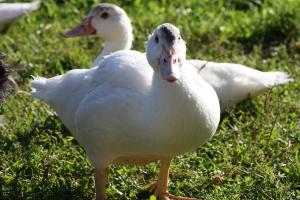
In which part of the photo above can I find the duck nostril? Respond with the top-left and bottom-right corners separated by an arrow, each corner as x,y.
163,58 -> 167,64
173,59 -> 177,64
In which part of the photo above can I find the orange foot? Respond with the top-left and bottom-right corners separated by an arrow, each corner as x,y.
146,182 -> 198,200
158,192 -> 198,200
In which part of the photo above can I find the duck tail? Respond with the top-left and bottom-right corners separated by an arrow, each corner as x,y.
31,76 -> 48,101
267,71 -> 294,87
29,0 -> 41,12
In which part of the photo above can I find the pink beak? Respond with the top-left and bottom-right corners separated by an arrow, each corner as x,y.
63,16 -> 96,38
160,46 -> 180,83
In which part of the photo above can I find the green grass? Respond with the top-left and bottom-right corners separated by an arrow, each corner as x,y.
0,0 -> 299,199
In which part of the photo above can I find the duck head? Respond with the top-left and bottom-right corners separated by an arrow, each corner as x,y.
64,3 -> 132,43
146,23 -> 186,83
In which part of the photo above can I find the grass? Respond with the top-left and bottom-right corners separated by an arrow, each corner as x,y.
0,0 -> 299,199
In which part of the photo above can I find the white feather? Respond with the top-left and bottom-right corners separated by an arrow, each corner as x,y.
189,60 -> 293,111
31,26 -> 220,168
75,4 -> 293,112
0,1 -> 40,26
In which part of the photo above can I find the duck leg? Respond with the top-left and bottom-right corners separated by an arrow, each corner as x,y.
95,167 -> 109,200
154,158 -> 198,200
154,157 -> 172,200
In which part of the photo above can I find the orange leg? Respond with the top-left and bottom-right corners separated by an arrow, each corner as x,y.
154,157 -> 172,200
95,168 -> 109,200
153,158 -> 198,200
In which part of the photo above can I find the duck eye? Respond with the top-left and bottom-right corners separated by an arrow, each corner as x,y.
155,35 -> 159,43
101,12 -> 109,19
178,36 -> 181,40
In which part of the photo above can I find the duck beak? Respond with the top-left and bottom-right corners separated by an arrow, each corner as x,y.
63,16 -> 96,38
159,46 -> 180,83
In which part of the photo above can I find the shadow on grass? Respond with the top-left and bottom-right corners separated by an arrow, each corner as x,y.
2,114 -> 75,153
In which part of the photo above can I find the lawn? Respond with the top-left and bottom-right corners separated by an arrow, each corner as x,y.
0,0 -> 299,199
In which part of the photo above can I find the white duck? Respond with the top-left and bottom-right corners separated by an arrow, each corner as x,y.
0,1 -> 40,28
64,3 -> 293,112
32,23 -> 220,200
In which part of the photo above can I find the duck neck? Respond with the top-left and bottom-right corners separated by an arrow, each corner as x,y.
93,22 -> 133,66
142,69 -> 220,156
101,36 -> 132,56
149,72 -> 190,111
149,68 -> 219,118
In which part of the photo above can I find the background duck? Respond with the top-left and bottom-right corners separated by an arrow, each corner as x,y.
0,1 -> 40,30
0,52 -> 22,107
